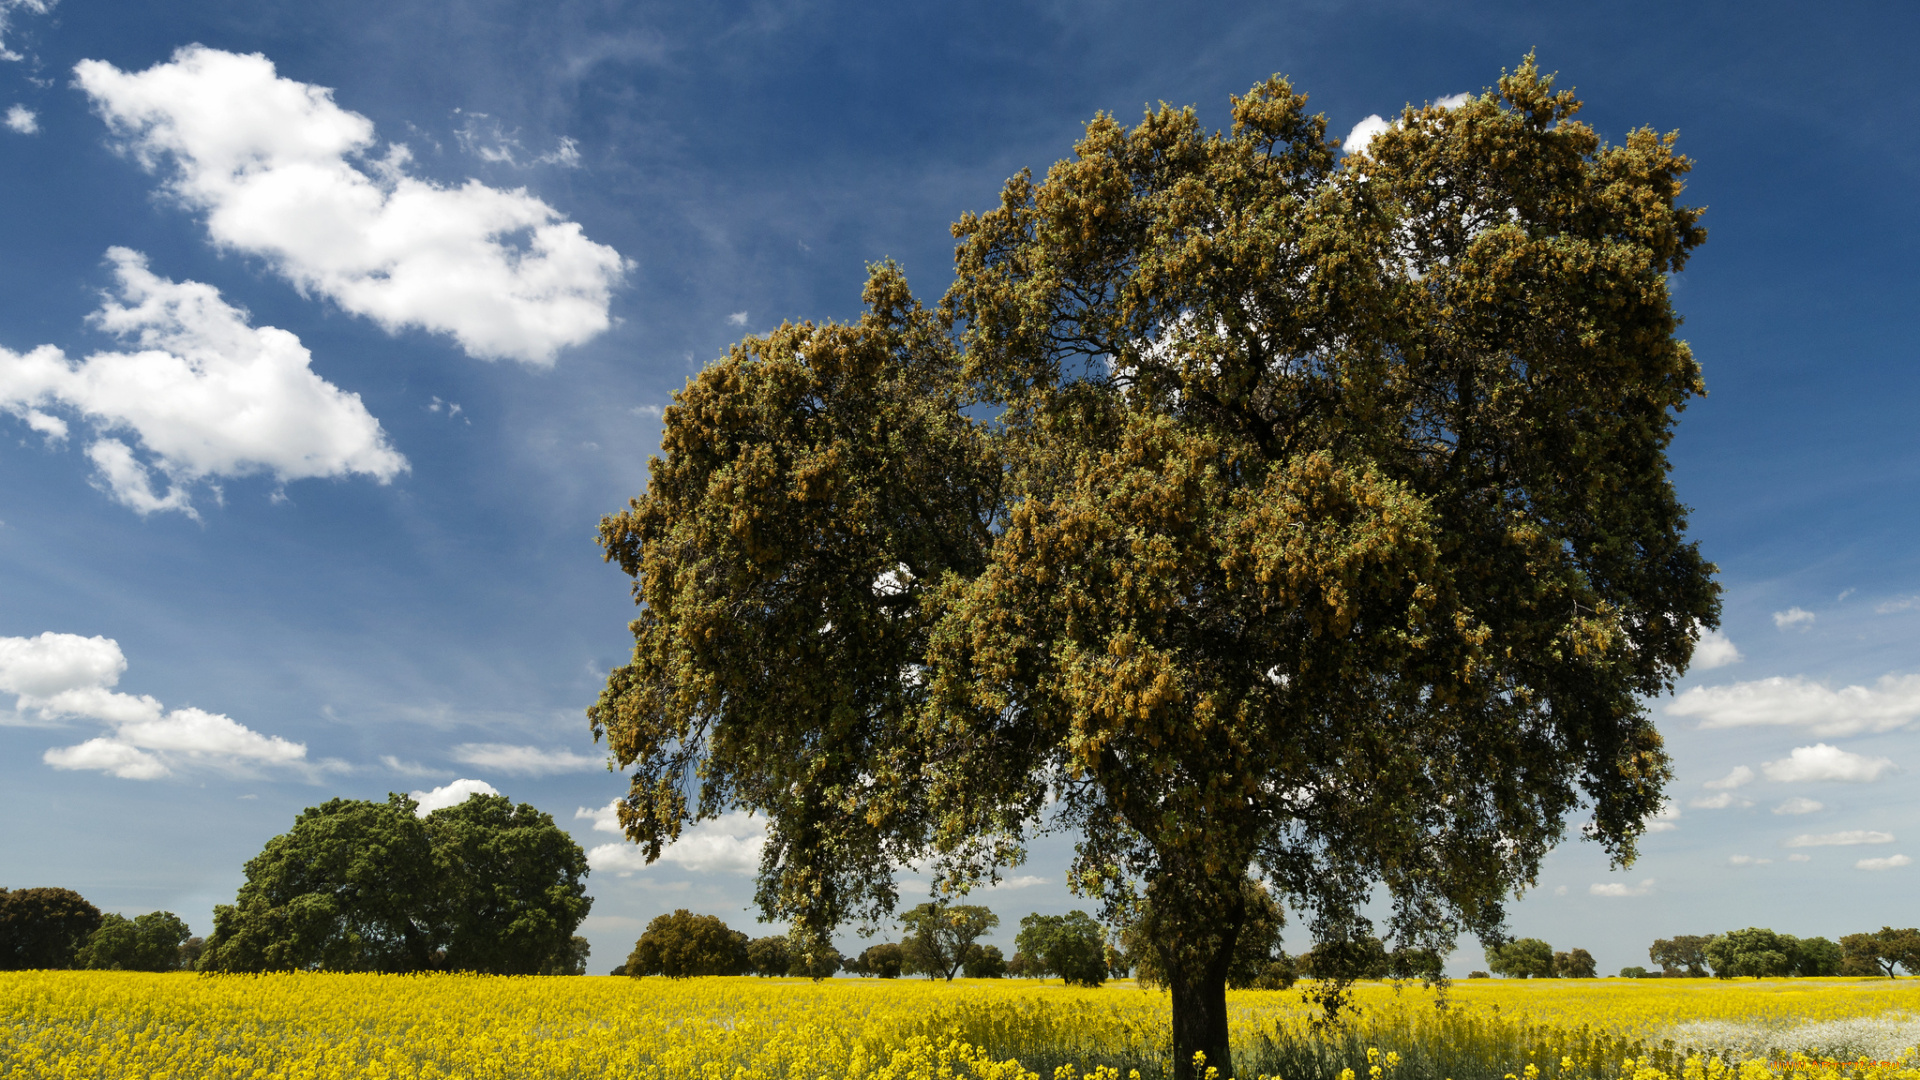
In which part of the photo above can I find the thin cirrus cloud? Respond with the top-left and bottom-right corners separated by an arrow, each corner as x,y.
576,802 -> 765,876
449,742 -> 601,776
1773,607 -> 1816,631
0,631 -> 311,779
0,0 -> 54,62
0,248 -> 405,516
1761,743 -> 1896,784
74,45 -> 629,366
1856,855 -> 1912,871
1590,878 -> 1655,898
1772,797 -> 1824,815
1783,830 -> 1894,848
1666,674 -> 1920,736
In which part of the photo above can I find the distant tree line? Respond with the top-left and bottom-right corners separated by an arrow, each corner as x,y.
0,887 -> 200,971
1616,928 -> 1920,979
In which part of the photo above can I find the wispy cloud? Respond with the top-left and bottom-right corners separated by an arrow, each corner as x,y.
1728,855 -> 1771,866
1667,674 -> 1920,736
449,742 -> 601,776
1590,878 -> 1655,898
1773,607 -> 1816,631
1704,765 -> 1754,790
1772,797 -> 1824,815
1856,854 -> 1912,871
584,810 -> 764,876
3,631 -> 313,780
1783,830 -> 1894,848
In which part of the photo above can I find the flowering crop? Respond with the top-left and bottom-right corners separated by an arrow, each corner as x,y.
3,972 -> 1918,1080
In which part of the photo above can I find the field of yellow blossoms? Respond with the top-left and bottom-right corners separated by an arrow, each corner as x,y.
3,973 -> 1917,1080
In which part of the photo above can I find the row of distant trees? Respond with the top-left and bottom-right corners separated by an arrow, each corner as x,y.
4,791 -> 595,975
0,887 -> 201,971
612,906 -> 1117,985
1621,928 -> 1920,979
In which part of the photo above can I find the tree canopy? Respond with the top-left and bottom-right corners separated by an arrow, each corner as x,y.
624,909 -> 751,977
0,887 -> 102,970
591,56 -> 1715,1078
1014,911 -> 1108,987
899,902 -> 999,981
201,792 -> 590,973
77,911 -> 192,972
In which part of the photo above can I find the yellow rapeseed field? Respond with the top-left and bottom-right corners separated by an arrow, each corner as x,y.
3,973 -> 1917,1080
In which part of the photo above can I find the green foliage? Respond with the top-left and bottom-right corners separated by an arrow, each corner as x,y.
1791,936 -> 1841,977
200,792 -> 591,974
0,887 -> 102,970
625,910 -> 750,977
1704,927 -> 1795,979
850,941 -> 905,978
963,943 -> 1008,978
1129,879 -> 1292,990
1006,951 -> 1036,978
77,911 -> 191,972
1840,927 -> 1920,978
747,935 -> 791,977
1552,949 -> 1597,979
427,794 -> 592,975
539,935 -> 591,976
1486,939 -> 1554,979
1648,935 -> 1712,977
899,902 -> 1000,981
1015,911 -> 1108,987
591,55 -> 1716,1078
791,944 -> 842,980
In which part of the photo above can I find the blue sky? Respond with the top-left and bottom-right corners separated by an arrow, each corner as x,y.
1,0 -> 1916,978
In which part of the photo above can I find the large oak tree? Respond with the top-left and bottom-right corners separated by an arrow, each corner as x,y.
592,57 -> 1715,1078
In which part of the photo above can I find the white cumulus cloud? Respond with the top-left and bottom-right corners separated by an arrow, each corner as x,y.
1341,114 -> 1390,156
1773,607 -> 1816,631
0,248 -> 405,516
74,46 -> 628,365
1704,765 -> 1754,790
1666,674 -> 1920,736
449,742 -> 600,776
1772,797 -> 1824,815
3,631 -> 308,779
1762,743 -> 1896,784
1590,878 -> 1655,898
575,799 -> 625,835
409,777 -> 500,815
1856,854 -> 1912,871
1693,627 -> 1743,669
1727,855 -> 1771,866
585,810 -> 765,876
1689,792 -> 1751,810
1783,830 -> 1895,848
4,104 -> 34,133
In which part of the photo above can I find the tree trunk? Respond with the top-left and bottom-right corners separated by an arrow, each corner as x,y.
1169,935 -> 1237,1080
